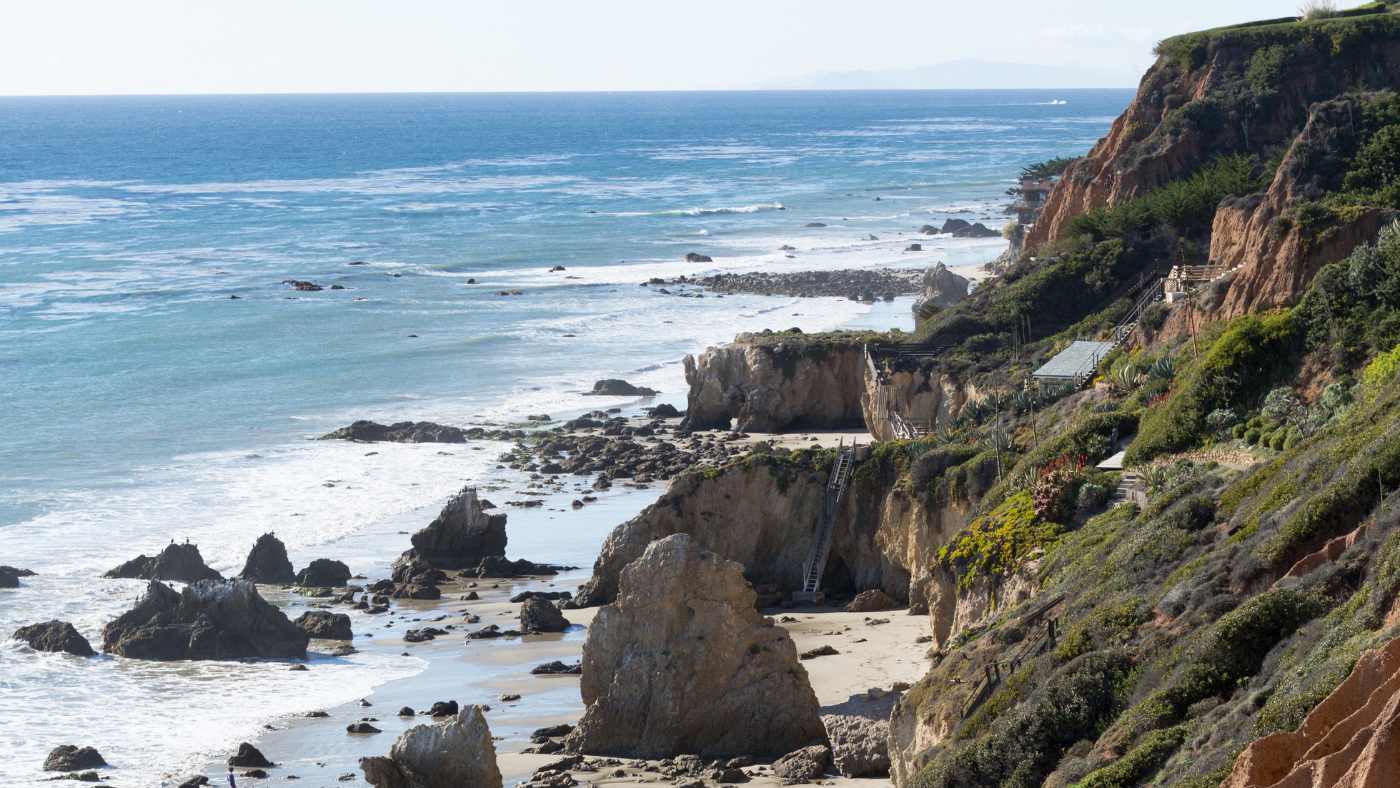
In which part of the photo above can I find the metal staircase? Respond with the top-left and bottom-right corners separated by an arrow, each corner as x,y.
794,439 -> 857,602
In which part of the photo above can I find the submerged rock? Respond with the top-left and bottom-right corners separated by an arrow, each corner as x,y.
360,705 -> 503,788
297,559 -> 351,588
319,420 -> 470,443
393,487 -> 506,572
43,745 -> 107,772
105,543 -> 223,584
239,533 -> 296,584
13,620 -> 95,657
295,610 -> 353,641
586,379 -> 659,397
566,534 -> 826,759
102,579 -> 309,660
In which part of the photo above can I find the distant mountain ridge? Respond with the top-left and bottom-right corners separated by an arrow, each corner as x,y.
768,58 -> 1137,90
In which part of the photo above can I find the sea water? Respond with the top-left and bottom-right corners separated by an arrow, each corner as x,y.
0,89 -> 1128,783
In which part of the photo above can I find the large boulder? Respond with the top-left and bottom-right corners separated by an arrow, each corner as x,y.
360,705 -> 502,788
519,598 -> 570,633
823,715 -> 890,777
911,262 -> 970,322
228,742 -> 274,768
773,744 -> 832,782
102,579 -> 309,661
296,558 -> 351,588
566,534 -> 826,759
13,620 -> 95,657
0,565 -> 33,588
845,589 -> 899,613
105,543 -> 223,584
393,487 -> 506,572
295,610 -> 353,641
239,533 -> 296,584
44,745 -> 107,772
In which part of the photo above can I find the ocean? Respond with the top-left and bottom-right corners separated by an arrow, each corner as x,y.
0,89 -> 1128,784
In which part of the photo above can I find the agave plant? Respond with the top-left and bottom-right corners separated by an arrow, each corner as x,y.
1112,363 -> 1146,393
1147,357 -> 1176,381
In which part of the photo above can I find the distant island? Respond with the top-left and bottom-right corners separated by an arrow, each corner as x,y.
767,58 -> 1137,90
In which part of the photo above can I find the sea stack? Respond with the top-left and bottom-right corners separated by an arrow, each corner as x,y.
239,532 -> 296,584
566,533 -> 826,759
393,486 -> 507,571
105,542 -> 223,584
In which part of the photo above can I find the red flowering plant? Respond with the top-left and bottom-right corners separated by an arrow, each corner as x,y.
1030,453 -> 1089,523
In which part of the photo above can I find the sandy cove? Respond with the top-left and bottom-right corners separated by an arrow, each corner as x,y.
205,430 -> 923,787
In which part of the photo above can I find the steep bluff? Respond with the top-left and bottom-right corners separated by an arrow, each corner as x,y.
1024,13 -> 1400,332
683,332 -> 868,432
575,448 -> 996,617
861,360 -> 979,443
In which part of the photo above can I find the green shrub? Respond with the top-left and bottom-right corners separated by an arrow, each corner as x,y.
938,492 -> 1062,590
1128,312 -> 1302,462
1069,155 -> 1260,242
1073,725 -> 1189,788
1244,428 -> 1262,444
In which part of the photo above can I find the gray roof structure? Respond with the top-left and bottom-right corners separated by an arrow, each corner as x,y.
1033,340 -> 1116,380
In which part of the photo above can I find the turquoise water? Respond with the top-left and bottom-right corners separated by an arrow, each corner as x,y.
0,89 -> 1128,783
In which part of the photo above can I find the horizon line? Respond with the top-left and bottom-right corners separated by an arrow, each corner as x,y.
0,86 -> 1139,100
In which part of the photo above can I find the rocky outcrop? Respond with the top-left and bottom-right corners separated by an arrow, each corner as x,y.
319,420 -> 470,443
567,534 -> 826,758
519,598 -> 570,633
393,487 -> 506,571
577,456 -> 907,607
297,558 -> 351,587
911,263 -> 970,322
933,219 -> 999,238
1206,97 -> 1399,321
683,333 -> 867,432
102,579 -> 309,660
1027,25 -> 1400,251
824,715 -> 889,777
845,589 -> 899,613
239,533 -> 296,584
44,745 -> 107,772
105,543 -> 223,584
295,610 -> 353,641
0,565 -> 24,588
861,360 -> 979,443
13,620 -> 95,657
360,706 -> 502,788
228,743 -> 274,768
1224,635 -> 1400,788
586,379 -> 658,397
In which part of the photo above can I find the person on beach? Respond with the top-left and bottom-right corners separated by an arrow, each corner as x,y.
227,767 -> 237,788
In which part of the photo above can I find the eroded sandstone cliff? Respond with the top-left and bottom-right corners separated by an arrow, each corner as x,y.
683,332 -> 868,432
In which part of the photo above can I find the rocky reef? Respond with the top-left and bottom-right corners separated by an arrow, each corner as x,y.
682,330 -> 870,432
102,579 -> 308,660
567,534 -> 826,758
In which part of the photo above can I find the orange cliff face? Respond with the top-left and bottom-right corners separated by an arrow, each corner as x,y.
1026,21 -> 1400,321
1224,635 -> 1400,788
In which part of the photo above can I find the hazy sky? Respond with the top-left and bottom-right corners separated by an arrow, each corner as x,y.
1,0 -> 1302,95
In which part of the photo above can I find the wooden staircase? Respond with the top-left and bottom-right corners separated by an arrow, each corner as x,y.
793,439 -> 857,604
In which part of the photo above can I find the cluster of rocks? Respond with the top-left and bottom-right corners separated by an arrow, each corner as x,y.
585,379 -> 657,397
319,419 -> 525,444
101,579 -> 309,661
920,218 -> 1000,238
649,267 -> 924,302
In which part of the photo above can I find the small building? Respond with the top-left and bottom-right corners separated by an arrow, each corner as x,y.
1032,340 -> 1116,391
